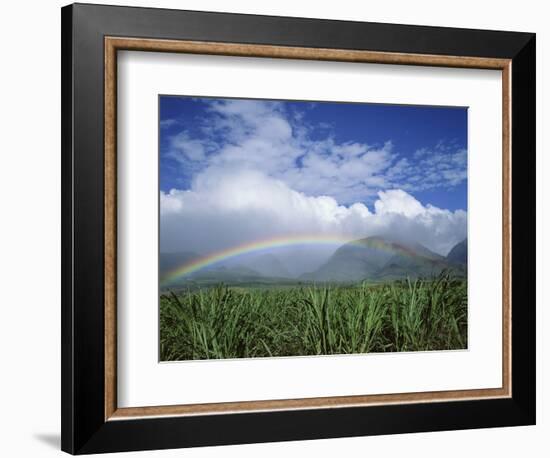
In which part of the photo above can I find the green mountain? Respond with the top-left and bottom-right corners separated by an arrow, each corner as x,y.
302,236 -> 456,282
161,237 -> 467,287
446,238 -> 467,265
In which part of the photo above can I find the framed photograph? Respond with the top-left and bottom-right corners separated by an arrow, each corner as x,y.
61,3 -> 536,454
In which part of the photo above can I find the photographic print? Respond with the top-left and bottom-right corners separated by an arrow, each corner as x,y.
159,96 -> 468,361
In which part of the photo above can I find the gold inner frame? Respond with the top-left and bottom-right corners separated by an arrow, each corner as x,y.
104,37 -> 512,421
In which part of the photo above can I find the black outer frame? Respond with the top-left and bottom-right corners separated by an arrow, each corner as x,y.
61,3 -> 536,454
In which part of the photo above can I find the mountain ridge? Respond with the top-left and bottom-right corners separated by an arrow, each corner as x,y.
160,237 -> 467,286
302,236 -> 463,282
446,238 -> 467,265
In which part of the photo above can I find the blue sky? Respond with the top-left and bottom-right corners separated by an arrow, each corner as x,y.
159,96 -> 468,256
160,96 -> 467,211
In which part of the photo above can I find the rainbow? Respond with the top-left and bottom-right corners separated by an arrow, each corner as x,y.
160,234 -> 405,286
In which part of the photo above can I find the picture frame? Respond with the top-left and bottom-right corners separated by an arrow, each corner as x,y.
61,3 -> 535,454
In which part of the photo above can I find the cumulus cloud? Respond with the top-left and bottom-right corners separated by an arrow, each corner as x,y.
161,170 -> 467,257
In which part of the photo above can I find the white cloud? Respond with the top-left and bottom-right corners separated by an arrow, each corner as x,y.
161,170 -> 466,257
164,99 -> 467,203
160,119 -> 178,129
374,189 -> 426,218
399,145 -> 467,191
168,132 -> 208,162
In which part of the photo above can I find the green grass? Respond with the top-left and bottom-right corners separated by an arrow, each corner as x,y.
160,271 -> 467,361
